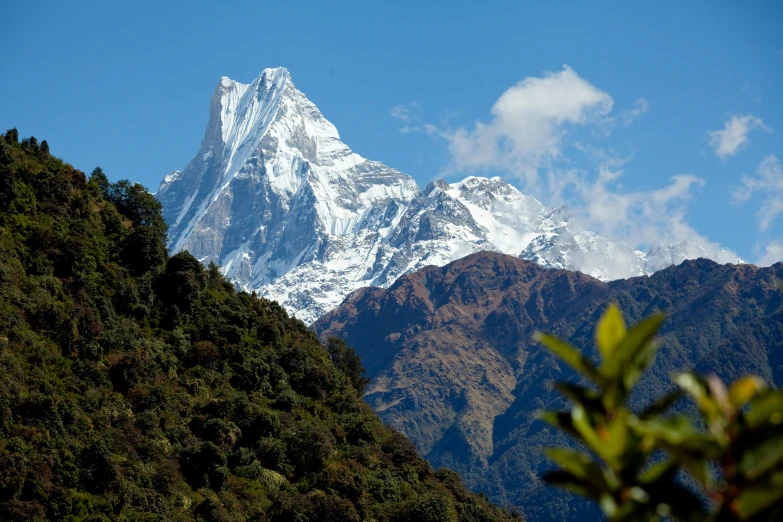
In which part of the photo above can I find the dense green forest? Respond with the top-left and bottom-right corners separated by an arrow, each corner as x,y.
0,129 -> 518,522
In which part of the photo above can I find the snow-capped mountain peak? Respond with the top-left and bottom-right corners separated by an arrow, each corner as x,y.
646,240 -> 742,273
157,68 -> 421,320
157,68 -> 741,323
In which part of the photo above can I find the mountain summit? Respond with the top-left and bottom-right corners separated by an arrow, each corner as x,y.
157,68 -> 740,323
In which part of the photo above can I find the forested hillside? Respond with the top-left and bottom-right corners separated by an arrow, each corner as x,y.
0,129 -> 517,522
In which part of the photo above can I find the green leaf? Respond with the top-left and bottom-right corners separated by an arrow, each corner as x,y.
602,313 -> 665,381
624,340 -> 659,392
538,411 -> 581,441
553,382 -> 602,410
571,405 -> 606,460
601,413 -> 631,461
732,469 -> 783,518
543,470 -> 605,502
616,312 -> 665,360
546,448 -> 617,491
639,459 -> 677,484
633,415 -> 711,449
596,304 -> 626,360
739,432 -> 783,481
659,445 -> 714,488
674,372 -> 708,402
746,390 -> 783,430
729,375 -> 767,409
631,416 -> 720,486
598,494 -> 618,518
534,332 -> 602,384
674,372 -> 725,426
639,390 -> 683,420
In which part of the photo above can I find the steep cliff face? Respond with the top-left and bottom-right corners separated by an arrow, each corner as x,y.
158,68 -> 740,324
314,252 -> 783,521
157,68 -> 422,323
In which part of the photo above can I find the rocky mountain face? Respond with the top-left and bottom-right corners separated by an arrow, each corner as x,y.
314,252 -> 783,521
157,67 -> 740,324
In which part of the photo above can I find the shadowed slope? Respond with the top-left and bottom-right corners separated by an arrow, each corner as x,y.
315,251 -> 783,521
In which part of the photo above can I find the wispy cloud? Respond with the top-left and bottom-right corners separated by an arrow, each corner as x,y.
708,114 -> 771,159
741,83 -> 763,105
571,158 -> 713,248
429,65 -> 613,188
390,102 -> 421,133
619,97 -> 649,127
390,104 -> 412,122
733,155 -> 783,231
757,240 -> 783,266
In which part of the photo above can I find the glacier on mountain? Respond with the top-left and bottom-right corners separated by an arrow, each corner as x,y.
157,67 -> 741,324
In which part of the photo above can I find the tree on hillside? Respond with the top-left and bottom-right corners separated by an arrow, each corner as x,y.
89,166 -> 110,197
326,337 -> 370,394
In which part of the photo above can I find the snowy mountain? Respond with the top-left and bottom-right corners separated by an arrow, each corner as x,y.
157,67 -> 741,323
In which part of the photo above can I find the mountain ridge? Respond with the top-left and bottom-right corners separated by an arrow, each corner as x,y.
314,251 -> 783,521
157,67 -> 741,323
0,129 -> 518,522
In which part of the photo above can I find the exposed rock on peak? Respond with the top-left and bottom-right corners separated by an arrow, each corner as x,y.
157,68 -> 741,323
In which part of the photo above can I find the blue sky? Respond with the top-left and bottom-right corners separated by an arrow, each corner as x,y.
1,1 -> 782,263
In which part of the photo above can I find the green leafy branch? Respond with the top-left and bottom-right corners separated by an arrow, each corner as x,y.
537,304 -> 783,522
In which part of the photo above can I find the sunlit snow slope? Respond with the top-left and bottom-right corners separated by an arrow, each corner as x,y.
158,67 -> 741,323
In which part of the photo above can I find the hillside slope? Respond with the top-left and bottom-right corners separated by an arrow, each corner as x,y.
314,251 -> 783,521
0,130 -> 517,522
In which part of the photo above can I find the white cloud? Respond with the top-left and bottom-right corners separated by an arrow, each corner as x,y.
573,160 -> 744,270
427,66 -> 737,260
620,97 -> 649,127
708,114 -> 771,159
539,145 -> 723,252
390,103 -> 421,133
574,160 -> 708,247
433,65 -> 613,187
733,155 -> 783,231
757,240 -> 783,266
390,104 -> 412,122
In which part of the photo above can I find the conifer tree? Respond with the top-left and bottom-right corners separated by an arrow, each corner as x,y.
4,127 -> 18,143
89,166 -> 110,198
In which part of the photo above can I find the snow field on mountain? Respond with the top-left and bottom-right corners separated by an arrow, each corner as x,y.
157,68 -> 741,323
